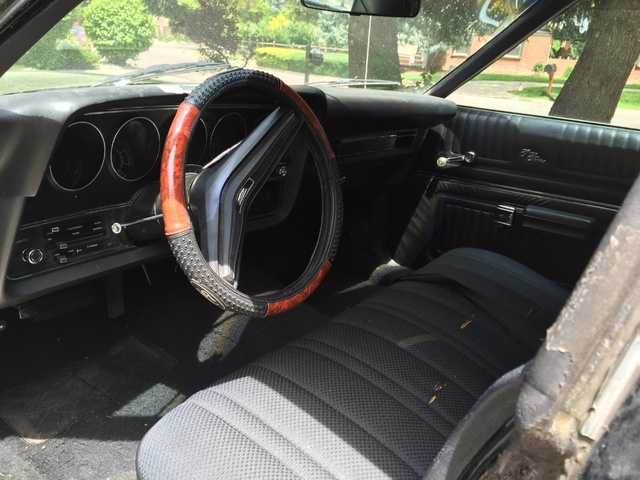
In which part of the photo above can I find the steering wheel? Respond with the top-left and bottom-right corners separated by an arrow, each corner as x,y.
160,69 -> 342,317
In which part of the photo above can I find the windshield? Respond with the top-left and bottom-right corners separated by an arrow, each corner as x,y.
0,0 -> 523,95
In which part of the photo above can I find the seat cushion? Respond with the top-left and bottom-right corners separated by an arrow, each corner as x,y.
136,248 -> 568,479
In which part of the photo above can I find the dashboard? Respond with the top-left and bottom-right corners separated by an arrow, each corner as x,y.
10,98 -> 286,280
0,82 -> 456,308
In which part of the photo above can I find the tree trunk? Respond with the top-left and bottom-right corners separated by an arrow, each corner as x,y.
348,16 -> 401,83
549,0 -> 640,124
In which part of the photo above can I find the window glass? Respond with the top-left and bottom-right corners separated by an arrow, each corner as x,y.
449,0 -> 640,130
2,0 -> 636,130
0,0 -> 525,95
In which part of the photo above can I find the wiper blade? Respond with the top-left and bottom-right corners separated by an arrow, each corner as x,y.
93,61 -> 235,87
307,78 -> 401,88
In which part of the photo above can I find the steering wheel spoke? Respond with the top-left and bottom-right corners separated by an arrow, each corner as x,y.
161,69 -> 341,317
191,107 -> 302,286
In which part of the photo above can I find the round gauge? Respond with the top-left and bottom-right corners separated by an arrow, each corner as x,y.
209,113 -> 247,159
110,117 -> 160,181
49,121 -> 105,191
188,118 -> 208,165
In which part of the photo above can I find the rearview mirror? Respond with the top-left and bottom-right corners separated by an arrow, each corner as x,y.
301,0 -> 420,18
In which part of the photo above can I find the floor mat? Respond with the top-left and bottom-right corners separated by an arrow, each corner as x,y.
0,337 -> 174,444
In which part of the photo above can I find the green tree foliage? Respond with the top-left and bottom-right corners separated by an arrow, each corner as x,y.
144,0 -> 268,62
144,0 -> 319,62
414,2 -> 479,51
18,6 -> 100,70
316,11 -> 348,48
180,0 -> 240,63
235,0 -> 271,45
84,0 -> 156,65
547,1 -> 592,46
264,14 -> 317,45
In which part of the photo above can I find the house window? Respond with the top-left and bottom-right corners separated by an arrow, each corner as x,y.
505,43 -> 523,58
452,42 -> 471,57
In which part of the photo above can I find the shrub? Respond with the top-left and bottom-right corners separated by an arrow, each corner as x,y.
21,43 -> 100,71
254,47 -> 300,71
84,0 -> 156,65
19,12 -> 100,71
254,47 -> 348,78
261,15 -> 317,45
532,61 -> 544,74
314,52 -> 348,77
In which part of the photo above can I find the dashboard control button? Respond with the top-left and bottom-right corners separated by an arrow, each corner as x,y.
57,255 -> 68,265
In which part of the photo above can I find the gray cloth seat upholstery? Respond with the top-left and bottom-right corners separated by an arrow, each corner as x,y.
136,248 -> 569,479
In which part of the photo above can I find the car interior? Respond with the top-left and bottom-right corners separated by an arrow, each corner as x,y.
1,0 -> 639,478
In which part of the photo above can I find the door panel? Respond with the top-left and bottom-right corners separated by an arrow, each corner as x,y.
405,107 -> 640,286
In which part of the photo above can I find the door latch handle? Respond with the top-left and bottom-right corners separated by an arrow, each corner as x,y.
436,151 -> 476,168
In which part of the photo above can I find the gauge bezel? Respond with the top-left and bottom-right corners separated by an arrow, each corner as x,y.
110,116 -> 161,182
209,112 -> 247,159
49,121 -> 105,192
188,118 -> 208,165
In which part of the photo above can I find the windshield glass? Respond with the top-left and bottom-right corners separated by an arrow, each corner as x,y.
0,0 -> 524,95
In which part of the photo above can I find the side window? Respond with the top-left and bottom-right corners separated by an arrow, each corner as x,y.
447,0 -> 640,130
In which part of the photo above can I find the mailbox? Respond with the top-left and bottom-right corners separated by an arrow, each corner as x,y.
308,48 -> 324,67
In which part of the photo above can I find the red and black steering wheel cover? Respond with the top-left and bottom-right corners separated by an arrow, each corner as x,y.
161,69 -> 342,317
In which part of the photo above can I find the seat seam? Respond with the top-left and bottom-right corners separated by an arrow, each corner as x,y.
375,286 -> 525,361
328,317 -> 492,400
292,336 -> 458,433
284,340 -> 454,437
246,362 -> 424,478
187,400 -> 307,479
371,287 -> 522,351
361,299 -> 508,375
380,285 -> 535,354
384,284 -> 518,340
346,301 -> 506,378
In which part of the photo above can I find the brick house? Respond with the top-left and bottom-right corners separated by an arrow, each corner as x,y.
443,30 -> 553,74
440,30 -> 640,83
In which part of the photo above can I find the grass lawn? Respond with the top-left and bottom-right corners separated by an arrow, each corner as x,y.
476,72 -> 568,84
401,71 -> 445,83
401,71 -> 564,85
508,86 -> 640,110
404,71 -> 640,89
